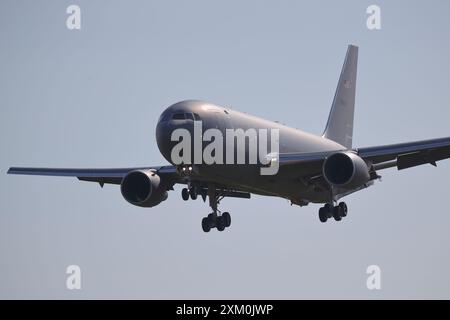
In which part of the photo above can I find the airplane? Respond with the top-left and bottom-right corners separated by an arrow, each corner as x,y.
7,45 -> 450,233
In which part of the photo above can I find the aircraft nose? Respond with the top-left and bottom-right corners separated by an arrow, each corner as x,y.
156,120 -> 174,163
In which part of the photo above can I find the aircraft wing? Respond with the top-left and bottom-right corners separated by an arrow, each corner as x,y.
6,165 -> 254,200
7,165 -> 179,186
357,136 -> 450,170
277,136 -> 450,172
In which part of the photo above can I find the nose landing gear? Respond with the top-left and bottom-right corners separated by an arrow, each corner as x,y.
182,183 -> 207,202
181,188 -> 190,201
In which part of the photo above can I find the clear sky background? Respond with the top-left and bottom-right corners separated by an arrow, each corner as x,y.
1,0 -> 450,299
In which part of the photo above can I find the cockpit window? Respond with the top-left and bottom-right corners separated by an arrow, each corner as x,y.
161,112 -> 200,121
159,112 -> 170,122
172,113 -> 186,120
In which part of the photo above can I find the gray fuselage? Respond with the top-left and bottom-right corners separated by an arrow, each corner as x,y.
156,100 -> 345,204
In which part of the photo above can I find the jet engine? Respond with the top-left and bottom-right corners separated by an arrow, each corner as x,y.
322,152 -> 370,189
120,170 -> 168,207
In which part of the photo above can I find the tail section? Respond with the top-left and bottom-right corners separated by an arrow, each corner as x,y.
323,45 -> 358,149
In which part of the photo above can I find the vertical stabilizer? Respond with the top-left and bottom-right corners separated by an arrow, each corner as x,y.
323,45 -> 358,148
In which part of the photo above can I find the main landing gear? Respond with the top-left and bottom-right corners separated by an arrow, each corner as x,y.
181,184 -> 231,232
318,202 -> 348,223
202,212 -> 231,233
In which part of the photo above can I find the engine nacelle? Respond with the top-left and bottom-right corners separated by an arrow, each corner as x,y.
120,170 -> 168,207
322,152 -> 370,189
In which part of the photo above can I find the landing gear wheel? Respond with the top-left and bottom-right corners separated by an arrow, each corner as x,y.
324,203 -> 333,218
333,206 -> 342,221
216,216 -> 226,231
318,207 -> 328,223
338,202 -> 347,217
202,217 -> 211,233
181,188 -> 190,201
222,212 -> 231,227
189,188 -> 197,200
319,202 -> 348,223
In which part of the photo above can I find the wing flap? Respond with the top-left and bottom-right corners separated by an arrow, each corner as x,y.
397,148 -> 450,170
77,177 -> 123,185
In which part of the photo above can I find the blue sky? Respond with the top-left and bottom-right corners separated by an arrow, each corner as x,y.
1,0 -> 450,298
